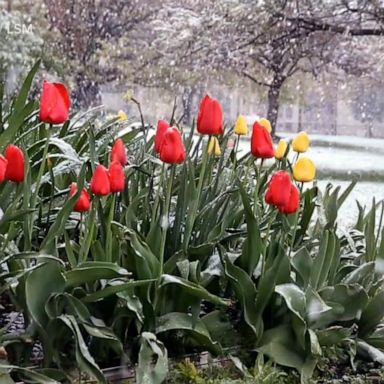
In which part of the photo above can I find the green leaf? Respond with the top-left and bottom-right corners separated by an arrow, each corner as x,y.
82,279 -> 155,302
57,315 -> 106,383
257,325 -> 305,371
359,286 -> 384,337
291,247 -> 312,287
137,332 -> 168,384
0,363 -> 59,384
221,251 -> 259,337
156,312 -> 221,353
124,229 -> 160,279
65,261 -> 130,286
159,274 -> 227,306
316,326 -> 352,347
237,180 -> 263,275
25,262 -> 65,328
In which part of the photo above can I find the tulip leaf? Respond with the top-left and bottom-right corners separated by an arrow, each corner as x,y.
220,249 -> 259,337
257,325 -> 305,371
65,262 -> 131,286
156,312 -> 221,353
137,332 -> 168,384
159,274 -> 227,306
56,315 -> 106,383
82,279 -> 156,302
25,261 -> 65,328
0,363 -> 59,384
237,180 -> 262,275
358,286 -> 384,337
124,228 -> 160,279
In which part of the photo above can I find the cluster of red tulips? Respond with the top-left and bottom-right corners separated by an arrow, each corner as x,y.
7,77 -> 302,216
69,139 -> 128,212
154,94 -> 301,214
40,81 -> 129,213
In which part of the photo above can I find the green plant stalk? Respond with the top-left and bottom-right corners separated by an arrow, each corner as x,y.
159,165 -> 175,278
183,138 -> 209,252
151,163 -> 165,224
288,210 -> 300,258
27,124 -> 51,248
106,193 -> 116,262
253,158 -> 264,216
232,134 -> 240,172
79,196 -> 98,263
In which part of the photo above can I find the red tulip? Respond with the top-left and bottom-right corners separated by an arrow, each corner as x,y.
109,161 -> 126,193
4,145 -> 24,183
90,165 -> 110,196
160,127 -> 186,164
39,81 -> 71,124
0,155 -> 8,183
69,182 -> 91,212
251,122 -> 274,158
265,171 -> 292,208
279,183 -> 300,214
197,95 -> 223,135
111,138 -> 128,165
155,120 -> 170,153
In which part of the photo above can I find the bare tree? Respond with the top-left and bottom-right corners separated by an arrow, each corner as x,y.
152,0 -> 384,133
44,0 -> 160,108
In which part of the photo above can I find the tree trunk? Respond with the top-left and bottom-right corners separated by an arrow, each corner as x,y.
181,86 -> 195,126
267,83 -> 282,136
72,72 -> 101,110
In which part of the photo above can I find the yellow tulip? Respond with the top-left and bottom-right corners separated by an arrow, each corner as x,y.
275,139 -> 288,160
117,110 -> 128,121
208,137 -> 221,156
292,131 -> 310,153
259,118 -> 272,133
234,115 -> 248,135
293,157 -> 316,182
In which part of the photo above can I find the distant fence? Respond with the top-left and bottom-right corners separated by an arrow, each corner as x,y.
277,121 -> 384,138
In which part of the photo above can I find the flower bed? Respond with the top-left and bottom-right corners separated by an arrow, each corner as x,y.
1,62 -> 384,384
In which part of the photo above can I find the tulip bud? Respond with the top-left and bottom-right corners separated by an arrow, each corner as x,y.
109,161 -> 126,193
4,145 -> 24,183
111,138 -> 128,165
293,157 -> 316,182
39,81 -> 71,124
117,110 -> 128,121
0,155 -> 8,183
69,182 -> 91,212
251,122 -> 275,159
91,165 -> 111,195
275,139 -> 288,160
197,95 -> 224,135
265,171 -> 292,208
155,120 -> 170,153
292,131 -> 310,153
259,118 -> 272,133
279,183 -> 300,214
207,137 -> 221,156
234,115 -> 248,135
160,127 -> 186,164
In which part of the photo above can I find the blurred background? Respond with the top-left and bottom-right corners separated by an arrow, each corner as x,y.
1,0 -> 384,221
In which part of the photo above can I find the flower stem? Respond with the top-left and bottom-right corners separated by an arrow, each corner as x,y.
159,165 -> 175,278
151,163 -> 165,224
183,137 -> 209,252
233,134 -> 240,171
106,193 -> 116,262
